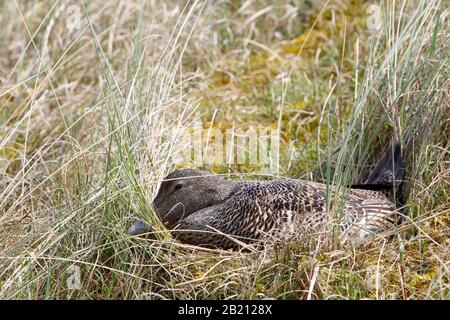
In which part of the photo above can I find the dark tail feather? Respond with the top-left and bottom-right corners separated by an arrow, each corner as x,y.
350,142 -> 404,203
365,142 -> 403,187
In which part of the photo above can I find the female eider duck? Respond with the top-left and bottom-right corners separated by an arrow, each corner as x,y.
129,143 -> 404,250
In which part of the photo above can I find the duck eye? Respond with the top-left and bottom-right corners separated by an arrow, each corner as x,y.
174,183 -> 183,191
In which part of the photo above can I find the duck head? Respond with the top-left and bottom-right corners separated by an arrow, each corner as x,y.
152,169 -> 238,229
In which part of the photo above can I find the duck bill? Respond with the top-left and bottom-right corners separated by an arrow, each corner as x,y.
127,219 -> 151,236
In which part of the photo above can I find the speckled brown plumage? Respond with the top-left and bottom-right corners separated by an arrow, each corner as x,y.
171,178 -> 397,249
